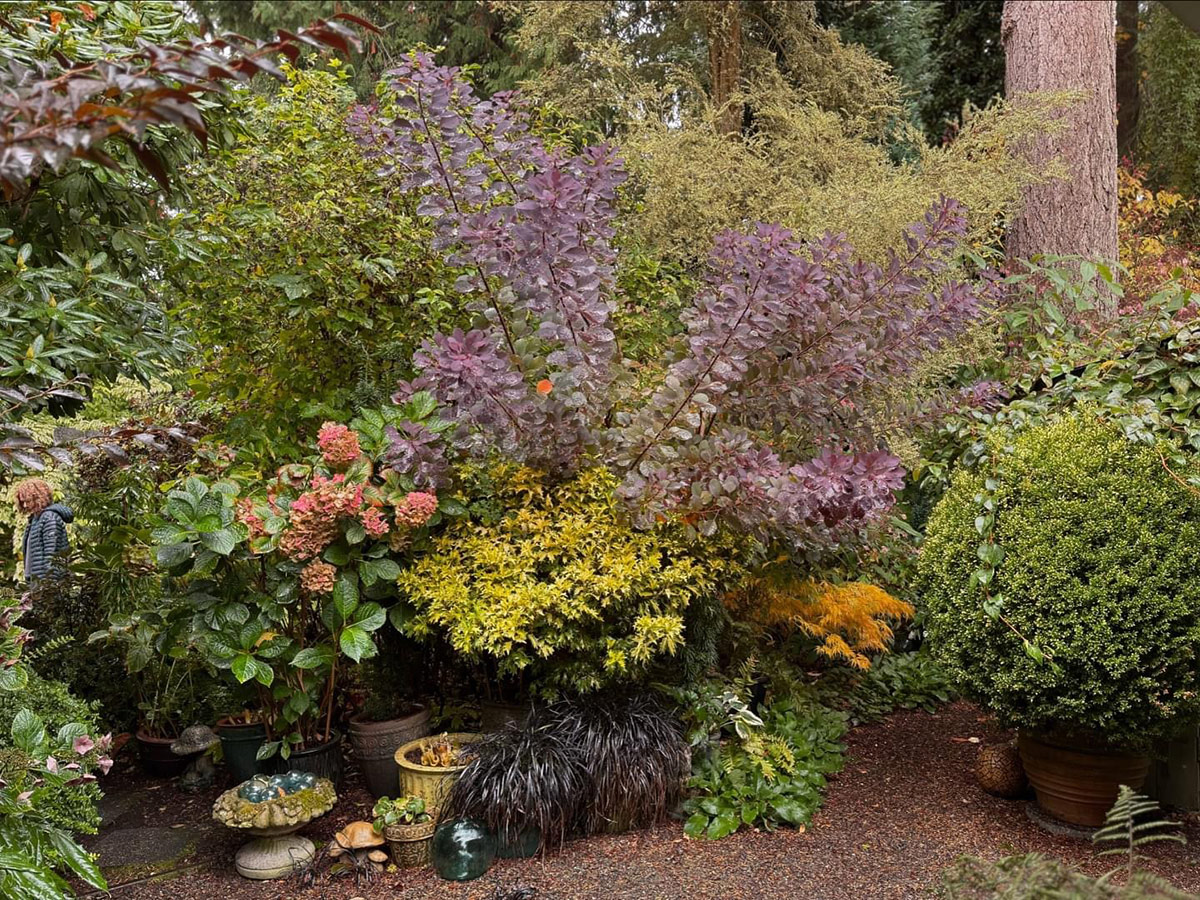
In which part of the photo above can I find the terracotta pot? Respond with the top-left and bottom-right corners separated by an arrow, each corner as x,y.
385,817 -> 437,867
349,705 -> 432,799
1018,731 -> 1149,827
273,730 -> 344,786
394,733 -> 482,807
479,699 -> 531,733
136,729 -> 189,778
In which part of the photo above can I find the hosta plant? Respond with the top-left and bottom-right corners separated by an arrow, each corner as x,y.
353,53 -> 990,557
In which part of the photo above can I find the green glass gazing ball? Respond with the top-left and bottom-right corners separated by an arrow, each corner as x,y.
431,819 -> 496,881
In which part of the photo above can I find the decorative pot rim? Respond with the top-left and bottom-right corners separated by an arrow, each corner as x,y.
394,732 -> 481,773
349,704 -> 431,729
384,817 -> 438,841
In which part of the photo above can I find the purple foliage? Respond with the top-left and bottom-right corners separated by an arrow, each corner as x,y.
351,52 -> 624,471
382,421 -> 450,491
355,56 -> 987,554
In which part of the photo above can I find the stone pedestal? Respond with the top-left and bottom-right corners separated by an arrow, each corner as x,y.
234,835 -> 315,880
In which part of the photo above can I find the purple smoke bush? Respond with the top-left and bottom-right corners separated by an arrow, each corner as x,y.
352,53 -> 989,553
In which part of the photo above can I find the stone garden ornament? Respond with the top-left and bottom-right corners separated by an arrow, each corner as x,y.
212,772 -> 336,879
170,725 -> 219,793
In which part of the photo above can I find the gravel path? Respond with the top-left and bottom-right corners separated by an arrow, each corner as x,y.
86,701 -> 1200,900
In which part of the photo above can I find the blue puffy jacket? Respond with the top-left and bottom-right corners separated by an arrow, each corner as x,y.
21,503 -> 73,583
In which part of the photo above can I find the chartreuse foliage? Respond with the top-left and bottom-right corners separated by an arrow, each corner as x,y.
507,1 -> 1058,264
168,63 -> 459,459
920,415 -> 1200,748
396,464 -> 745,694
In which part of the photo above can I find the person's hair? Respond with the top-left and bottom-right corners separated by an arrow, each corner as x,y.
14,479 -> 52,516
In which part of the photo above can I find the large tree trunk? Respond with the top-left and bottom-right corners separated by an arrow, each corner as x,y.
1116,0 -> 1139,158
1002,1 -> 1118,266
705,1 -> 743,136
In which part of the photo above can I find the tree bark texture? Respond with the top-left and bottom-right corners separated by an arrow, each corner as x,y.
1116,0 -> 1139,158
1002,0 -> 1118,265
705,0 -> 743,136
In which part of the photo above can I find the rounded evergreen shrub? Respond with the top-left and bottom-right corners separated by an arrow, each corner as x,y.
919,414 -> 1200,747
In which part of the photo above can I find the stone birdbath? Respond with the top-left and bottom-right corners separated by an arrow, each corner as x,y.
212,772 -> 337,879
171,725 -> 219,793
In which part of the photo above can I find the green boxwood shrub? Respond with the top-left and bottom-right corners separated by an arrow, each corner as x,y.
0,672 -> 103,834
919,414 -> 1200,747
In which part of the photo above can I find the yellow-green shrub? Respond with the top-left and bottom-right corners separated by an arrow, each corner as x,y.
397,464 -> 745,694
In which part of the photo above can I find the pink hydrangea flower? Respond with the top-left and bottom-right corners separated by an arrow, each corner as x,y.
97,755 -> 114,775
73,735 -> 94,755
394,491 -> 438,528
317,422 -> 361,468
45,756 -> 58,774
361,506 -> 389,538
300,560 -> 338,594
279,475 -> 366,561
236,498 -> 267,540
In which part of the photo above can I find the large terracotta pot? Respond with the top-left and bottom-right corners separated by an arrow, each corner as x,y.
1018,731 -> 1149,827
136,729 -> 188,778
349,705 -> 432,799
395,733 -> 481,807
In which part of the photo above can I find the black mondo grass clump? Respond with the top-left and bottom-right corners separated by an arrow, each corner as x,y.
544,694 -> 690,835
442,721 -> 588,852
444,695 -> 690,853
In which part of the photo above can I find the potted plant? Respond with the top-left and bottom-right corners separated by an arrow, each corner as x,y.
215,708 -> 268,784
920,415 -> 1200,826
89,607 -> 210,777
395,732 -> 481,808
348,644 -> 431,798
373,794 -> 435,867
150,402 -> 460,784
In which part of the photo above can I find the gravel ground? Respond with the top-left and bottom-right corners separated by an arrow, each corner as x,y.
83,702 -> 1200,900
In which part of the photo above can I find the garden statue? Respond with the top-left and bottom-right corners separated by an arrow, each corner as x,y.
14,479 -> 72,584
171,725 -> 219,793
213,772 -> 335,879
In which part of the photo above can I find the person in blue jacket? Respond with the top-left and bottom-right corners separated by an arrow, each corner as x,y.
15,479 -> 72,584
